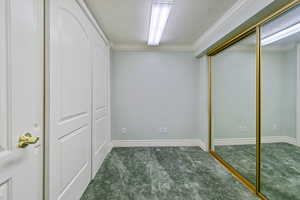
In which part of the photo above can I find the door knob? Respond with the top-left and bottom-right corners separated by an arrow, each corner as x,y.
18,133 -> 39,148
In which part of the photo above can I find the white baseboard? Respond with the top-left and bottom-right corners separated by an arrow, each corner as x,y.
198,140 -> 208,151
112,139 -> 208,151
92,141 -> 113,178
214,136 -> 297,146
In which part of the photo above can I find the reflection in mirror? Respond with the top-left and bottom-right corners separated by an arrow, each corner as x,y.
212,33 -> 256,185
261,3 -> 300,200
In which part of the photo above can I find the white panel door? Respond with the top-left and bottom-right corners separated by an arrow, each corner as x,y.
47,0 -> 92,199
0,0 -> 44,199
91,36 -> 109,177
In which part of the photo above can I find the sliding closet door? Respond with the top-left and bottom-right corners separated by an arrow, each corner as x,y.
91,31 -> 110,178
260,3 -> 300,199
47,0 -> 93,199
211,33 -> 257,185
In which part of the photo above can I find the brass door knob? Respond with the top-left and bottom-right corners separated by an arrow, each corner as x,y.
18,133 -> 39,148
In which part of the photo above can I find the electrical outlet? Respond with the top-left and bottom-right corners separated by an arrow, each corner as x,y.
159,128 -> 164,133
272,124 -> 279,130
121,128 -> 127,134
159,127 -> 168,134
163,128 -> 168,133
239,125 -> 248,132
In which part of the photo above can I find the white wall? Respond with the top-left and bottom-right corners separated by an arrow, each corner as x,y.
111,51 -> 200,141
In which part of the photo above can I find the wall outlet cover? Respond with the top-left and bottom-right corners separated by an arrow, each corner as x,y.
159,127 -> 168,134
121,128 -> 127,134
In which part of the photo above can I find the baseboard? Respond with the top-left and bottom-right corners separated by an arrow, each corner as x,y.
198,139 -> 208,151
112,139 -> 208,151
214,136 -> 297,146
92,141 -> 113,178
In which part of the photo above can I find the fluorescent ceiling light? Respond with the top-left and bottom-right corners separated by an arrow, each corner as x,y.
262,22 -> 300,46
148,1 -> 174,46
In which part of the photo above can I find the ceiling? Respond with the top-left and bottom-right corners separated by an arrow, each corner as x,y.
84,0 -> 238,49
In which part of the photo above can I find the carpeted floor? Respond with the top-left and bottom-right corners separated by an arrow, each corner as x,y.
81,147 -> 258,200
215,143 -> 300,200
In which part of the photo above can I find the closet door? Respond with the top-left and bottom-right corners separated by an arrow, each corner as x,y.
91,34 -> 110,177
211,32 -> 257,186
260,3 -> 300,199
47,0 -> 92,199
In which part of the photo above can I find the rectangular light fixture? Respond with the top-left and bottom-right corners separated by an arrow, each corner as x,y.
148,1 -> 174,46
262,22 -> 300,46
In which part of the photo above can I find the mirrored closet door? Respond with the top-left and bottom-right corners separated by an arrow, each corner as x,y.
211,33 -> 257,186
208,1 -> 300,199
261,3 -> 300,200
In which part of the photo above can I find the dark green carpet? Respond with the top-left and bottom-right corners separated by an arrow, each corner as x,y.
81,147 -> 258,200
215,143 -> 300,200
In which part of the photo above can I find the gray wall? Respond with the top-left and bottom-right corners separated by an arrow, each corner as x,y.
111,51 -> 200,140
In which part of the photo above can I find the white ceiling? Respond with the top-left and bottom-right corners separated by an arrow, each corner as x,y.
84,0 -> 238,49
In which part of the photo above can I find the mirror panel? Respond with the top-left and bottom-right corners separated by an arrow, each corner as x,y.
211,33 -> 257,186
261,3 -> 300,199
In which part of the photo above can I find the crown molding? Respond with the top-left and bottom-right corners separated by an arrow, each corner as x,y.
76,0 -> 111,46
112,44 -> 196,52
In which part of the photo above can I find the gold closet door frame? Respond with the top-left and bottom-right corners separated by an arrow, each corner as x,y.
207,1 -> 300,200
208,28 -> 258,195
